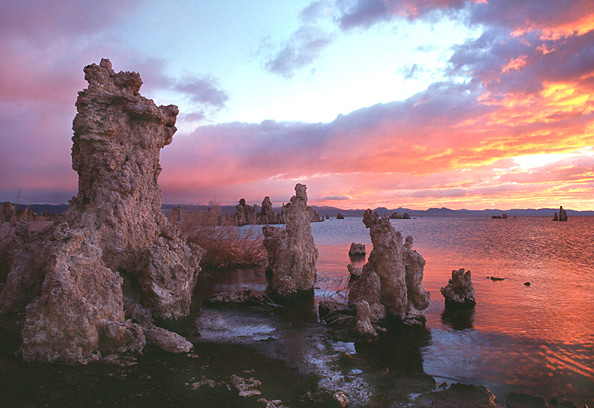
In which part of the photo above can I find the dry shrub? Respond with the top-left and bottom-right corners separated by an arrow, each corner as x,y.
176,206 -> 266,270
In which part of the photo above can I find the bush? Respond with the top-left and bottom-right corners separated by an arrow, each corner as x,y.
175,206 -> 266,270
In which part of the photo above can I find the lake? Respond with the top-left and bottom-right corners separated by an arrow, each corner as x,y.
312,216 -> 594,403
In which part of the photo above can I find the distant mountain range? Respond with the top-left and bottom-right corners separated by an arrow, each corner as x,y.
15,203 -> 594,217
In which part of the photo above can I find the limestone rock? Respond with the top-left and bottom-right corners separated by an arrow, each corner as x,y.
230,374 -> 262,398
416,383 -> 496,408
1,59 -> 203,362
307,206 -> 323,222
1,202 -> 15,223
404,236 -> 431,324
139,235 -> 204,320
333,391 -> 349,407
0,223 -> 49,313
505,392 -> 549,408
553,206 -> 568,222
262,184 -> 318,298
348,267 -> 385,321
143,324 -> 193,354
354,300 -> 378,339
235,198 -> 258,226
348,243 -> 366,256
440,268 -> 476,306
347,263 -> 363,283
318,299 -> 351,322
258,196 -> 277,224
20,225 -> 146,362
348,210 -> 430,326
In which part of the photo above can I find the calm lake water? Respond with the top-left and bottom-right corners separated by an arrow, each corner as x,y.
312,216 -> 594,403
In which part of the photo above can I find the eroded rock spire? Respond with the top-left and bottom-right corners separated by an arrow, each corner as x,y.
262,184 -> 318,298
1,59 -> 204,362
349,210 -> 430,333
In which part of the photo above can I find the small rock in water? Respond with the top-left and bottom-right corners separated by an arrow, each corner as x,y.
333,391 -> 349,407
348,243 -> 366,256
505,392 -> 548,408
230,374 -> 262,398
415,383 -> 496,408
549,395 -> 578,408
441,268 -> 476,306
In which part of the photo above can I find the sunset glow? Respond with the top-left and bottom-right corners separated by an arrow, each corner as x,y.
1,0 -> 593,211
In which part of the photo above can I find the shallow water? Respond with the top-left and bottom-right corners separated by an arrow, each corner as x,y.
312,216 -> 594,403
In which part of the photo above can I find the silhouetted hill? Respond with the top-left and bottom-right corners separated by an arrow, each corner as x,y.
9,203 -> 594,218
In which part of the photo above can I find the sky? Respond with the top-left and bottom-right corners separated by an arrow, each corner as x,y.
1,0 -> 593,210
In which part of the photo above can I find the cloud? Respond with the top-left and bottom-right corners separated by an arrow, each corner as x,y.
335,0 -> 391,30
2,0 -> 593,211
399,63 -> 424,79
321,194 -> 354,201
175,77 -> 229,108
0,0 -> 140,46
264,25 -> 335,78
335,0 -> 471,30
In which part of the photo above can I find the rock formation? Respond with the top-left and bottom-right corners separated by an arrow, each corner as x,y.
354,300 -> 378,340
258,196 -> 277,224
235,198 -> 258,226
440,268 -> 476,306
553,205 -> 568,222
262,184 -> 318,298
234,195 -> 322,226
1,201 -> 15,222
389,212 -> 411,219
348,210 -> 430,330
0,59 -> 204,362
348,243 -> 366,256
559,206 -> 568,221
1,202 -> 36,223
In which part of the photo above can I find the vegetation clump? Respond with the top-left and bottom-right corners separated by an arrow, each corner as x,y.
174,205 -> 266,271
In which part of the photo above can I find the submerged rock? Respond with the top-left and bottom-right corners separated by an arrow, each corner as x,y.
1,59 -> 204,362
262,184 -> 318,298
505,392 -> 549,408
348,210 -> 430,330
440,268 -> 476,306
416,383 -> 496,408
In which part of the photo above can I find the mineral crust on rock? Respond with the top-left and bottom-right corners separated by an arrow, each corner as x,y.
348,210 -> 430,329
441,268 -> 476,306
0,59 -> 203,362
262,184 -> 318,298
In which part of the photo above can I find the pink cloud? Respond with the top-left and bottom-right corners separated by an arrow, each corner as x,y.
2,0 -> 593,211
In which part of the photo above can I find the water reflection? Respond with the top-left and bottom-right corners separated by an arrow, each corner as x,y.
355,325 -> 432,373
441,305 -> 475,331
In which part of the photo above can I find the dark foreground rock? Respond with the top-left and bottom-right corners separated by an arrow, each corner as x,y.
505,392 -> 549,408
